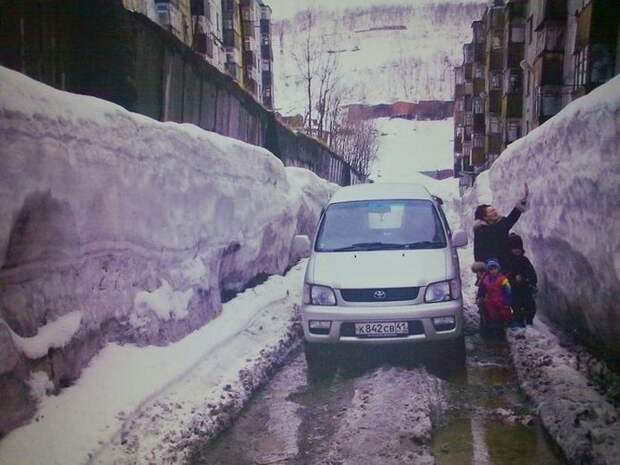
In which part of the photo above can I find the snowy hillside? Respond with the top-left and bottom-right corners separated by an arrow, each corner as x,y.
269,0 -> 486,115
371,117 -> 454,178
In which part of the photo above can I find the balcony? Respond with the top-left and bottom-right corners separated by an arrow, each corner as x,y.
535,85 -> 564,124
262,70 -> 272,85
261,45 -> 271,60
502,93 -> 523,118
505,43 -> 524,68
244,50 -> 256,68
473,21 -> 486,44
535,0 -> 567,31
535,24 -> 565,57
489,50 -> 503,70
225,62 -> 240,80
488,90 -> 501,114
260,19 -> 270,34
244,36 -> 257,51
534,53 -> 563,86
485,134 -> 502,154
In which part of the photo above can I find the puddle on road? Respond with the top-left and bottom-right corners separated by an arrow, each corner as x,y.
432,333 -> 567,465
187,350 -> 358,465
189,333 -> 567,465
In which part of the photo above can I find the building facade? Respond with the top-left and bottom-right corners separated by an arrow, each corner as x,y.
454,0 -> 619,192
260,3 -> 274,109
190,0 -> 225,72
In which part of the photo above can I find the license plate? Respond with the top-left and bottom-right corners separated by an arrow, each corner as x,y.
354,321 -> 409,337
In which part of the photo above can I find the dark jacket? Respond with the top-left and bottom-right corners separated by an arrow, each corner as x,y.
505,253 -> 537,291
473,207 -> 523,268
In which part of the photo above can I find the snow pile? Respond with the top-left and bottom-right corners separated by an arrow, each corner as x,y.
456,76 -> 620,359
132,281 -> 193,324
507,323 -> 620,464
9,312 -> 82,360
0,262 -> 307,465
0,65 -> 334,435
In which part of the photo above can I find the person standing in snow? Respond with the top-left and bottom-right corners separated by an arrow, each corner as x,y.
505,233 -> 538,326
473,183 -> 529,269
476,259 -> 513,334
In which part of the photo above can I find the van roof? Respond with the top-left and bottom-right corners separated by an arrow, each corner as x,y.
329,183 -> 434,204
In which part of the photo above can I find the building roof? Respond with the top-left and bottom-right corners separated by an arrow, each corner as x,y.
329,183 -> 433,204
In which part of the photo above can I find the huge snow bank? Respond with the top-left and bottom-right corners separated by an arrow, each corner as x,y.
0,66 -> 335,434
458,76 -> 620,359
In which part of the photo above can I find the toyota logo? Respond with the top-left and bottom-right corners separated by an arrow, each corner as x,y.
373,290 -> 386,300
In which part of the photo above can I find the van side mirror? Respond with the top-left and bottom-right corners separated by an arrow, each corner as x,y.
451,230 -> 468,248
290,235 -> 312,264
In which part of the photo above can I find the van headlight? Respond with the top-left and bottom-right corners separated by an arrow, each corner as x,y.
304,284 -> 337,306
425,279 -> 460,303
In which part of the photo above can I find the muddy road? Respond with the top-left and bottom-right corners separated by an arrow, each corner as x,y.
188,335 -> 567,465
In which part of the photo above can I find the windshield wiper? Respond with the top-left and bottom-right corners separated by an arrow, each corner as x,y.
330,242 -> 405,252
402,241 -> 445,249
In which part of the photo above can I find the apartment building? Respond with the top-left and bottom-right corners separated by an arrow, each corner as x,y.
222,0 -> 243,82
454,0 -> 619,191
152,0 -> 192,45
502,0 -> 527,152
260,3 -> 274,109
190,0 -> 225,72
240,0 -> 261,98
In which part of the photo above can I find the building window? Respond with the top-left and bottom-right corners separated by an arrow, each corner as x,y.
491,72 -> 502,90
474,64 -> 484,79
511,21 -> 525,43
473,96 -> 484,114
527,16 -> 533,44
590,44 -> 613,86
473,134 -> 484,148
506,121 -> 521,142
574,46 -> 588,87
456,98 -> 464,112
504,70 -> 521,93
488,116 -> 501,134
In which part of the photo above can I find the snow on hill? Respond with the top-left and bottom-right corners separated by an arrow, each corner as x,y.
269,0 -> 486,115
370,117 -> 459,200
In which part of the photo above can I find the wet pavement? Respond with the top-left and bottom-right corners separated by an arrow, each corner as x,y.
187,334 -> 568,465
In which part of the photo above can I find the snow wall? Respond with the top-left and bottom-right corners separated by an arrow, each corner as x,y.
0,66 -> 336,435
458,76 -> 620,362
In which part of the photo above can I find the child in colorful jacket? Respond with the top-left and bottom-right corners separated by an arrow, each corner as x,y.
476,259 -> 513,326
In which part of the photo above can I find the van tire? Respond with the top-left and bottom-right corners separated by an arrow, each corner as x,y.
304,342 -> 331,372
446,333 -> 466,364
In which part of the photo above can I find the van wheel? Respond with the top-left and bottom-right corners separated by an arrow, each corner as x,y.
304,342 -> 333,373
446,333 -> 466,364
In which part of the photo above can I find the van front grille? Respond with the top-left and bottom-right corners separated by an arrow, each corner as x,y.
339,287 -> 419,302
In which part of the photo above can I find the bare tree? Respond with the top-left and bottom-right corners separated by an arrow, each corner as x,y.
291,9 -> 320,131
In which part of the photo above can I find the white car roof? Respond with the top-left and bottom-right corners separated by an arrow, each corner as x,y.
329,183 -> 434,204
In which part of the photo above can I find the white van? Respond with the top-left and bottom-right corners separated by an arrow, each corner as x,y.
301,183 -> 468,364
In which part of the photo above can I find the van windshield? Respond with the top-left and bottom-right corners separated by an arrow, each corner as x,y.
315,199 -> 447,252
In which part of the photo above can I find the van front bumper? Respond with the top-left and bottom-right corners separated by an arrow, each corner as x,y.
301,300 -> 463,345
